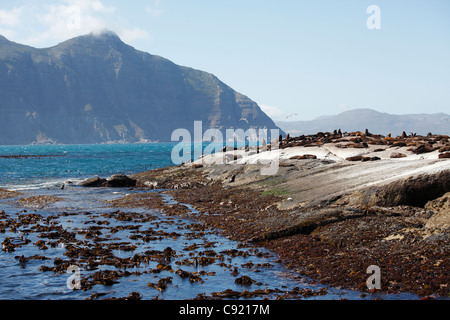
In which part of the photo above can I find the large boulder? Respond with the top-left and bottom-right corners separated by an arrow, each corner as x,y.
425,192 -> 450,231
78,176 -> 107,187
340,171 -> 450,208
105,174 -> 137,188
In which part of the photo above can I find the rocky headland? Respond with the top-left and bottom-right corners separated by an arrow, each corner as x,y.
0,31 -> 280,145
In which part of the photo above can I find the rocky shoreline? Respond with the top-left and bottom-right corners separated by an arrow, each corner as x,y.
125,167 -> 449,298
10,130 -> 445,299
78,131 -> 448,298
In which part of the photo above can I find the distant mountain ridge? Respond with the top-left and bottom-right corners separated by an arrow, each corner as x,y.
277,109 -> 450,137
0,31 -> 280,145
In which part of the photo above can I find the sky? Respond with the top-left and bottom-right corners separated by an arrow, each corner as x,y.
0,0 -> 449,121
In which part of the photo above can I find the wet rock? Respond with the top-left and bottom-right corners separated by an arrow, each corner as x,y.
439,152 -> 450,159
234,275 -> 255,286
18,195 -> 62,209
125,292 -> 142,300
0,188 -> 22,200
105,174 -> 136,188
78,176 -> 107,187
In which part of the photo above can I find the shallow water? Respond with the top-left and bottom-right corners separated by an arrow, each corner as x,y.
0,184 -> 420,300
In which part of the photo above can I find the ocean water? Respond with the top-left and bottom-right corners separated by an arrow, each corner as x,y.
0,143 -> 181,191
0,143 -> 419,300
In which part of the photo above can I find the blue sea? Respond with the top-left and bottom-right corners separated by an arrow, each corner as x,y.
0,143 -> 419,300
0,143 -> 180,191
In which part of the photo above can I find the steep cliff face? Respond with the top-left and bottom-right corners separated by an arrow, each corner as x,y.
0,31 -> 280,145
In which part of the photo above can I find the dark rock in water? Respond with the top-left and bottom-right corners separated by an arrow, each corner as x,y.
439,152 -> 450,159
78,176 -> 107,187
105,174 -> 137,188
234,275 -> 255,286
78,174 -> 136,188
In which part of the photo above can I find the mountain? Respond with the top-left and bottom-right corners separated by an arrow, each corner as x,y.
0,31 -> 280,145
277,109 -> 450,137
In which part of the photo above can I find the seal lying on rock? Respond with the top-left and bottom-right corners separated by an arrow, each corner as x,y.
439,152 -> 450,159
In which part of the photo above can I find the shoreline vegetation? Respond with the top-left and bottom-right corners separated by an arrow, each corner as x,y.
2,130 -> 449,299
107,131 -> 450,298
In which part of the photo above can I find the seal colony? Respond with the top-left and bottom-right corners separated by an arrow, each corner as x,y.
123,130 -> 450,298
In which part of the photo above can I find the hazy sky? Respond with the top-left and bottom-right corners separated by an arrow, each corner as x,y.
1,0 -> 449,121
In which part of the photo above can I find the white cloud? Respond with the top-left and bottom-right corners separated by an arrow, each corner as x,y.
146,0 -> 163,17
260,105 -> 289,121
119,27 -> 151,43
3,1 -> 150,48
89,0 -> 116,13
338,103 -> 350,112
0,7 -> 23,27
0,27 -> 16,39
34,0 -> 117,43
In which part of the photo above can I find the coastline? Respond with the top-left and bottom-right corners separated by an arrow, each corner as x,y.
1,131 -> 448,299
124,132 -> 449,298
